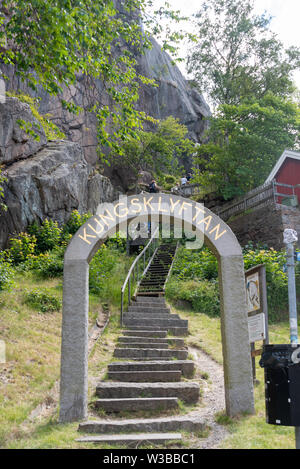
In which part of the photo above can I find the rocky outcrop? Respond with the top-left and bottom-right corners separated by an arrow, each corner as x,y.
137,38 -> 210,142
0,97 -> 47,164
0,99 -> 119,249
2,40 -> 210,170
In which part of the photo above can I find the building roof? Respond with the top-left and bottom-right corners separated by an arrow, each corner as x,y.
265,149 -> 300,183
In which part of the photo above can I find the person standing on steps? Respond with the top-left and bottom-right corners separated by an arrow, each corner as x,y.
181,175 -> 187,187
149,179 -> 159,193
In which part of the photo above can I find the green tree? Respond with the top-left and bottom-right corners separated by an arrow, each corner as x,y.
187,0 -> 300,106
111,116 -> 195,178
193,94 -> 300,199
0,1 -> 187,155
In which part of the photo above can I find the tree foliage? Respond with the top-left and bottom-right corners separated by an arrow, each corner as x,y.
0,0 -> 187,155
188,0 -> 300,106
193,94 -> 300,199
111,116 -> 195,177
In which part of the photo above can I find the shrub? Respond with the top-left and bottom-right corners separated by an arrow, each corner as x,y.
0,260 -> 15,291
170,244 -> 290,322
89,245 -> 117,295
28,219 -> 62,253
24,289 -> 62,313
64,210 -> 92,235
7,233 -> 37,264
166,278 -> 220,317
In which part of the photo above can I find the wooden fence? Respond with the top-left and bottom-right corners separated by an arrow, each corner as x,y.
216,181 -> 299,221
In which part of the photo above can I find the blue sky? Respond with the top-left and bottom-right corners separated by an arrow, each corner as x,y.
152,0 -> 300,88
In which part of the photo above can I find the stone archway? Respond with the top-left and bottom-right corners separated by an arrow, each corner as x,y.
59,194 -> 254,423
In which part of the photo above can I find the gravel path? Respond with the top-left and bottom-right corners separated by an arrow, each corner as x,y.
188,346 -> 229,449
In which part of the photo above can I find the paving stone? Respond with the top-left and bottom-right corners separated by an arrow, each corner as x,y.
96,382 -> 200,403
108,360 -> 195,378
94,397 -> 178,412
113,348 -> 188,360
122,330 -> 167,338
78,416 -> 206,434
105,370 -> 182,382
76,432 -> 182,445
117,342 -> 169,349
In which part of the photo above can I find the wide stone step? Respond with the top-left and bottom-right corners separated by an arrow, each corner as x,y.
126,326 -> 188,336
108,360 -> 195,378
113,348 -> 188,360
119,337 -> 184,347
122,330 -> 167,338
119,336 -> 169,344
131,302 -> 169,309
127,306 -> 170,314
78,416 -> 205,434
106,370 -> 182,382
96,382 -> 200,403
76,432 -> 182,445
123,314 -> 178,321
123,318 -> 188,329
94,397 -> 178,412
136,297 -> 166,304
117,342 -> 169,349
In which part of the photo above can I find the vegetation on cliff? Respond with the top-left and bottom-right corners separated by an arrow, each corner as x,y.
188,0 -> 300,199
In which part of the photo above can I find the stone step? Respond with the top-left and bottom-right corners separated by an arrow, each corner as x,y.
127,306 -> 170,314
96,382 -> 200,403
117,342 -> 169,349
76,432 -> 182,445
113,348 -> 188,360
123,314 -> 179,321
122,330 -> 167,338
78,416 -> 205,434
119,337 -> 169,344
106,370 -> 182,382
108,360 -> 195,378
136,297 -> 166,304
131,302 -> 169,309
119,337 -> 184,347
94,397 -> 178,412
126,326 -> 188,336
123,318 -> 188,328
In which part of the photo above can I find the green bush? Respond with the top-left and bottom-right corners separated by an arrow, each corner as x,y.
7,233 -> 37,264
24,289 -> 62,313
166,278 -> 220,317
65,210 -> 92,236
28,219 -> 62,253
172,247 -> 218,281
0,259 -> 15,291
17,249 -> 64,279
89,245 -> 117,295
170,244 -> 290,322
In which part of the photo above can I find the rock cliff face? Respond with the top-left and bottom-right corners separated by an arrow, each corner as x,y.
0,31 -> 210,247
0,98 -> 119,249
2,39 -> 210,168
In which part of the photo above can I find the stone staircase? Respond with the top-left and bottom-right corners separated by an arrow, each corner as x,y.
137,243 -> 177,297
77,245 -> 204,447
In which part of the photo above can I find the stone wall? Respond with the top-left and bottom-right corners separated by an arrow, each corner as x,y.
228,202 -> 300,250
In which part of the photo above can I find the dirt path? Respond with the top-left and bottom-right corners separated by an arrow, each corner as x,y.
188,346 -> 229,449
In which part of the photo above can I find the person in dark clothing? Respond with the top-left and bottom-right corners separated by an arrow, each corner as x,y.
186,173 -> 192,182
149,180 -> 158,193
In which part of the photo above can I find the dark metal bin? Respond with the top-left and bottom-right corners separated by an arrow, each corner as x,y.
260,344 -> 300,426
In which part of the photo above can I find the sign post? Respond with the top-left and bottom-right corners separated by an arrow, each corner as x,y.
245,264 -> 269,384
283,228 -> 300,449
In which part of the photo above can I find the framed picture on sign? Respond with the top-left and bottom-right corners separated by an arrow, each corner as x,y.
246,271 -> 260,313
245,264 -> 269,384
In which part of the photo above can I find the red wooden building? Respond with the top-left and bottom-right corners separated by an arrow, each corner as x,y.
265,150 -> 300,206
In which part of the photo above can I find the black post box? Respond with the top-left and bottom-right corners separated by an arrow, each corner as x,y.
259,344 -> 300,426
